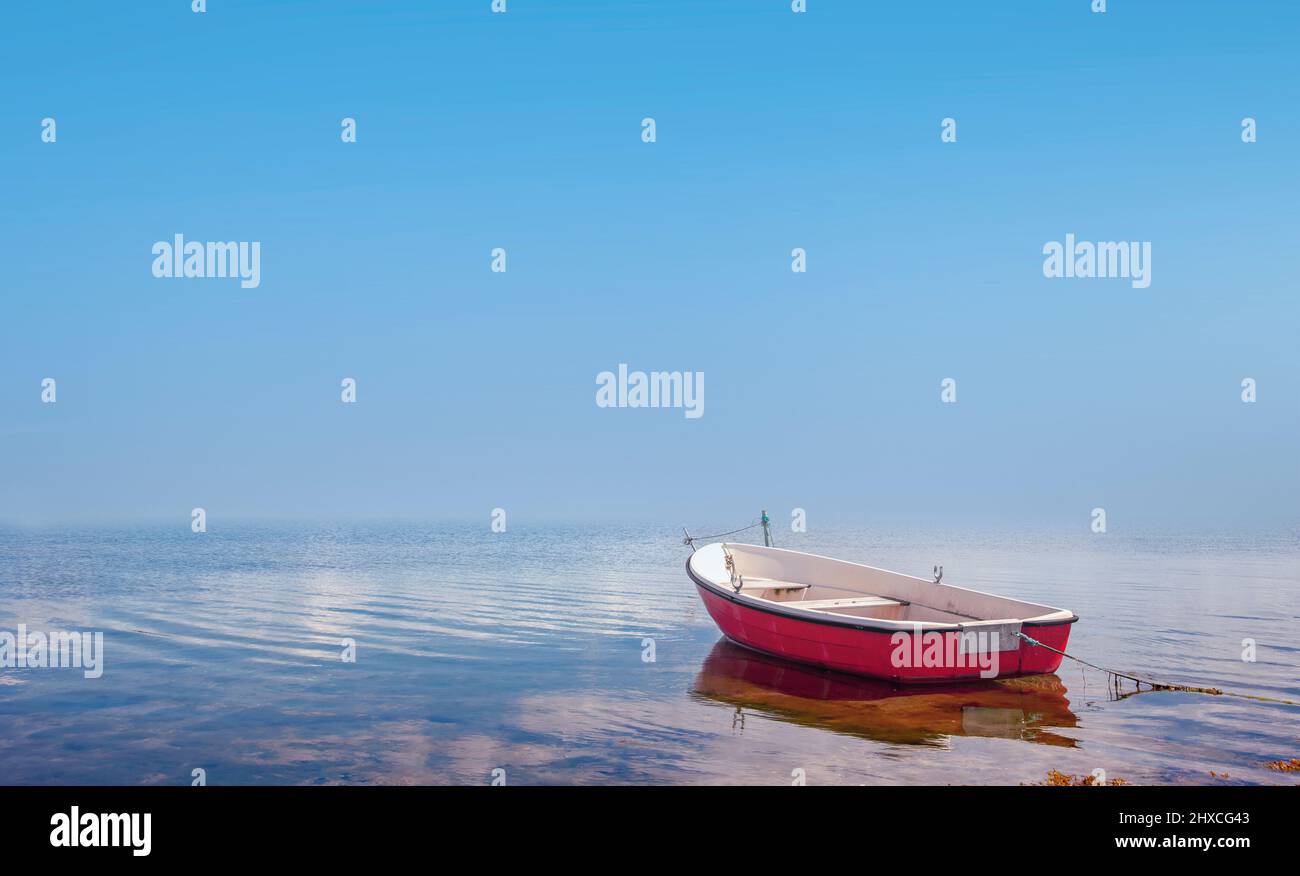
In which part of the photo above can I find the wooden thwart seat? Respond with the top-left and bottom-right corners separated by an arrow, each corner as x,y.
736,577 -> 810,593
791,596 -> 904,611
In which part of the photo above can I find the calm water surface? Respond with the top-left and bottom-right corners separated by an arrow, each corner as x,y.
1,523 -> 1297,785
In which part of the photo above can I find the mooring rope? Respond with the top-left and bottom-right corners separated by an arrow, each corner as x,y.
1013,632 -> 1300,707
682,521 -> 761,550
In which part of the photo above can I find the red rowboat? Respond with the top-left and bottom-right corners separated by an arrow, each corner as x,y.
687,542 -> 1077,683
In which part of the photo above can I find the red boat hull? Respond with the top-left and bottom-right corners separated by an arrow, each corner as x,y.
695,583 -> 1072,683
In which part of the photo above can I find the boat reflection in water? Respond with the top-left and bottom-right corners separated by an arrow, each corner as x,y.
691,639 -> 1079,748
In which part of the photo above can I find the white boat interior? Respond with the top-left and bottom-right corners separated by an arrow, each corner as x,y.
689,542 -> 1075,629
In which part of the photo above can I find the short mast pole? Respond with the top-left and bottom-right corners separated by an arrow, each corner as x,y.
761,509 -> 772,547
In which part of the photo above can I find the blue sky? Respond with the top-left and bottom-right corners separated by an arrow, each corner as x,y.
1,1 -> 1296,529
